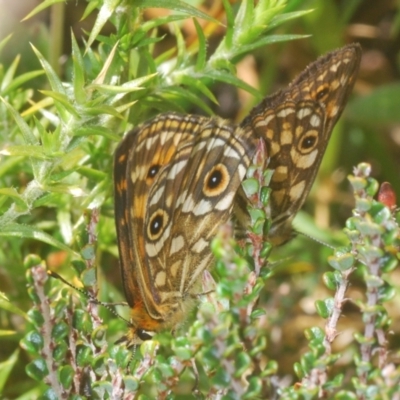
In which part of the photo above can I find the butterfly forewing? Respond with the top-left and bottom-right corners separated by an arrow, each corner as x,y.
143,118 -> 256,319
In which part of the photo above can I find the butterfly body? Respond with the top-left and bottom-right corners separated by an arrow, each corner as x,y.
114,44 -> 362,344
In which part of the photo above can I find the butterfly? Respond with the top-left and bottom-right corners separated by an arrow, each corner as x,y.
113,44 -> 361,345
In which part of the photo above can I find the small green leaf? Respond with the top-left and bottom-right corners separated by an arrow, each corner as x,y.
84,104 -> 124,119
328,252 -> 354,271
53,343 -> 68,363
335,391 -> 358,400
52,322 -> 69,341
233,34 -> 309,57
381,254 -> 398,273
81,267 -> 97,286
71,32 -> 86,105
136,0 -> 219,24
90,73 -> 157,94
91,326 -> 108,348
81,244 -> 96,261
234,352 -> 252,377
251,308 -> 266,319
22,331 -> 44,354
86,0 -> 121,50
348,175 -> 367,191
124,376 -> 140,392
59,365 -> 74,389
370,202 -> 391,224
269,9 -> 314,29
242,178 -> 259,197
260,242 -> 272,258
25,358 -> 49,381
323,271 -> 340,290
243,376 -> 262,399
0,33 -> 12,54
354,333 -> 374,346
304,326 -> 324,341
0,98 -> 39,145
294,362 -> 305,379
247,208 -> 265,225
194,18 -> 207,71
315,298 -> 333,318
27,309 -> 44,326
0,291 -> 27,319
74,126 -> 120,141
39,90 -> 79,118
22,0 -> 65,21
73,310 -> 92,334
365,177 -> 379,197
142,14 -> 190,32
0,349 -> 19,392
2,70 -> 44,96
260,187 -> 271,206
364,274 -> 384,288
355,198 -> 371,212
160,86 -> 215,115
358,246 -> 384,262
1,145 -> 50,160
378,285 -> 396,302
0,55 -> 21,88
203,70 -> 260,98
179,75 -> 218,104
31,45 -> 65,95
76,346 -> 93,366
0,223 -> 80,257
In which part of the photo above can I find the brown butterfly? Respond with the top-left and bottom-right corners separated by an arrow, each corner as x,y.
113,44 -> 361,345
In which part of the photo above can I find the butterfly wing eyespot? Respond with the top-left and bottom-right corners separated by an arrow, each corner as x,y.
299,130 -> 319,152
147,164 -> 161,180
203,164 -> 230,197
147,209 -> 168,240
316,85 -> 329,100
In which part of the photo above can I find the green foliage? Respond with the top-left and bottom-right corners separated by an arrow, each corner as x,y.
0,0 -> 399,398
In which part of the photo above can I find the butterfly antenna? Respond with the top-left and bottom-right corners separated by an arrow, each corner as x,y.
47,270 -> 132,326
47,270 -> 93,298
296,231 -> 335,250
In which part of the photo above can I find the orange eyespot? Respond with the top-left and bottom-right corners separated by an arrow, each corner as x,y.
147,209 -> 169,240
147,164 -> 161,179
208,169 -> 222,189
203,164 -> 229,197
299,131 -> 318,152
301,135 -> 316,149
316,86 -> 329,100
149,212 -> 162,236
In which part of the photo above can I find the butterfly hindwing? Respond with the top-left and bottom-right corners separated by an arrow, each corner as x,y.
238,43 -> 362,244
